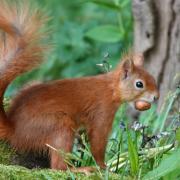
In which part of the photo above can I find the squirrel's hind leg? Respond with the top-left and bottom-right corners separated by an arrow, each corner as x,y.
49,122 -> 75,170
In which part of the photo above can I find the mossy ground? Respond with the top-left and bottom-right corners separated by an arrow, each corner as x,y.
0,141 -> 122,180
0,141 -> 14,165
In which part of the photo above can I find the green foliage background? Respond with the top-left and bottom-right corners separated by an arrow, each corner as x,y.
6,0 -> 133,96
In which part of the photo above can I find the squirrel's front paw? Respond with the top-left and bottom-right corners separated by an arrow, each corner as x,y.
97,162 -> 106,169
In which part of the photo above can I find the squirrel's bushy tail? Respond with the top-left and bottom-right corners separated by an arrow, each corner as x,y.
0,0 -> 49,140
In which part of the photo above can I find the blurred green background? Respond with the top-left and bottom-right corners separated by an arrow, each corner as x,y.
6,0 -> 133,96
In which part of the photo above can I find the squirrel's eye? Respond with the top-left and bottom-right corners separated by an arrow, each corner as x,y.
136,81 -> 143,89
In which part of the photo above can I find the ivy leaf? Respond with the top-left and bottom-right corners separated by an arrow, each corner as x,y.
86,0 -> 121,11
85,25 -> 122,43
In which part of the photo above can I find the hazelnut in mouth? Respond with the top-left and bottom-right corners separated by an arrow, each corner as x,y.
135,100 -> 151,111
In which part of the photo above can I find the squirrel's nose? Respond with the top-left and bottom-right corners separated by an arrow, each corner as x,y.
154,96 -> 158,101
153,91 -> 160,101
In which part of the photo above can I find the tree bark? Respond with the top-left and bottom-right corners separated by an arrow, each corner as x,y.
132,0 -> 180,109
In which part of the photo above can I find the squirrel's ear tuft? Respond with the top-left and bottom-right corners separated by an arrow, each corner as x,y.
122,59 -> 133,79
133,53 -> 144,67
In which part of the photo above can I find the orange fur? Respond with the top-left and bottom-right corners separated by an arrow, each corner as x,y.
0,0 -> 159,172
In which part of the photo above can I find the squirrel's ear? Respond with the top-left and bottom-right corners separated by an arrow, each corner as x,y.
133,53 -> 144,67
122,59 -> 133,79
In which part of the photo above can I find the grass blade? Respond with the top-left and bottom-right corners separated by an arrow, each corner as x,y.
127,131 -> 139,176
143,149 -> 180,180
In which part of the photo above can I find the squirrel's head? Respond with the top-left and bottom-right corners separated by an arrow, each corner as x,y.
117,53 -> 159,111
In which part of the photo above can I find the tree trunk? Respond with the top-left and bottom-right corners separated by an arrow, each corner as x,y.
132,0 -> 180,109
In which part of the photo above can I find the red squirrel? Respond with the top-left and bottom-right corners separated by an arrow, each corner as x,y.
0,1 -> 159,172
